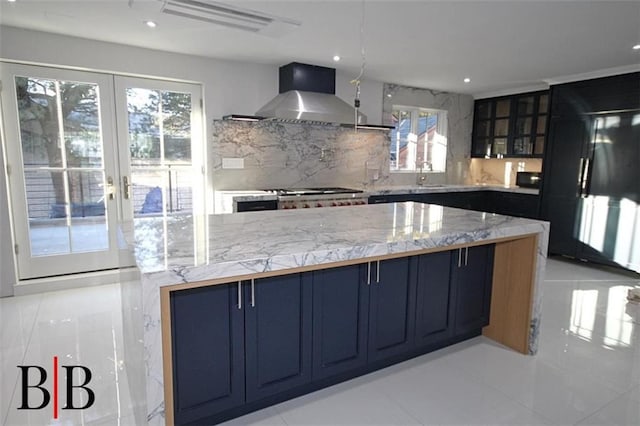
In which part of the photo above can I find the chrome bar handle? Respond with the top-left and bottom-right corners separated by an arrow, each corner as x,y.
237,281 -> 242,310
367,262 -> 371,285
457,248 -> 462,268
376,260 -> 380,283
251,279 -> 255,307
123,176 -> 131,200
465,247 -> 469,266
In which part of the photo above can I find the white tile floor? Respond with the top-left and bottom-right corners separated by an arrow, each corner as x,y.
1,257 -> 639,425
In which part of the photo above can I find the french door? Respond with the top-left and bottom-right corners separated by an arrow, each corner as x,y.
0,63 -> 203,280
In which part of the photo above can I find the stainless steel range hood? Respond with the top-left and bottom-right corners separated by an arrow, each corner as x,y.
255,62 -> 367,125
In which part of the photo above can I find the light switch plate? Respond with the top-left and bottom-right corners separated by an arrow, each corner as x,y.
222,158 -> 244,169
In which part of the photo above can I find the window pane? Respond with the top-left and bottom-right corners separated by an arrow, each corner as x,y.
127,88 -> 161,165
537,115 -> 547,134
496,100 -> 510,117
515,117 -> 532,135
16,77 -> 63,168
538,94 -> 549,113
62,82 -> 103,168
162,91 -> 192,163
473,138 -> 491,157
68,170 -> 108,252
534,136 -> 545,155
390,110 -> 413,170
517,96 -> 535,115
390,108 -> 447,172
493,138 -> 508,155
494,119 -> 510,136
513,137 -> 532,155
476,102 -> 491,119
476,120 -> 490,137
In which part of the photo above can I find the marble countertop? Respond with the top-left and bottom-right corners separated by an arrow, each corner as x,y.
131,202 -> 548,286
226,184 -> 539,204
364,184 -> 539,196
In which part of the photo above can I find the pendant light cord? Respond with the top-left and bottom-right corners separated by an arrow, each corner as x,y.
351,0 -> 366,131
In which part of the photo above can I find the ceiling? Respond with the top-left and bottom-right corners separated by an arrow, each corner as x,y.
1,0 -> 639,96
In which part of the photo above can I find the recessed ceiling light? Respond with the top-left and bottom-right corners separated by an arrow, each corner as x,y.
386,93 -> 392,98
333,55 -> 341,62
7,0 -> 17,3
145,20 -> 157,28
463,77 -> 471,83
633,44 -> 640,50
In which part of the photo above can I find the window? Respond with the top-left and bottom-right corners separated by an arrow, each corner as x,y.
390,107 -> 447,172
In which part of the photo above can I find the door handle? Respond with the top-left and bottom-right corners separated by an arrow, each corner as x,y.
237,281 -> 242,310
376,260 -> 380,283
123,176 -> 131,200
457,248 -> 462,268
251,279 -> 255,307
367,262 -> 371,285
106,176 -> 115,200
465,247 -> 469,266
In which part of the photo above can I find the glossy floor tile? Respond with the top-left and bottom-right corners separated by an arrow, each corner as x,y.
1,257 -> 639,425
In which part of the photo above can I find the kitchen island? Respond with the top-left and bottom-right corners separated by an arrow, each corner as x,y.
122,202 -> 549,425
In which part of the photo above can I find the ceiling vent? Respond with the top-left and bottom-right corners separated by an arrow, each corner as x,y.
160,0 -> 301,36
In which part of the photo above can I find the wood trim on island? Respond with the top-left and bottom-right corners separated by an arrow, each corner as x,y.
159,233 -> 540,425
484,235 -> 537,353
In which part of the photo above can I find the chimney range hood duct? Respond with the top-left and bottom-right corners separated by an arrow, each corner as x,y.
255,62 -> 367,125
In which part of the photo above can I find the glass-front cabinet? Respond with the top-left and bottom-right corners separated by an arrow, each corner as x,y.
472,90 -> 548,158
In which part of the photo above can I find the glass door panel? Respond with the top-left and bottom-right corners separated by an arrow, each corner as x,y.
115,77 -> 204,222
1,64 -> 122,279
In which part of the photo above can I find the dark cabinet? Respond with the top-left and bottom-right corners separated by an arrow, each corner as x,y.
245,274 -> 313,402
367,258 -> 416,362
452,245 -> 495,335
170,244 -> 497,424
171,274 -> 312,424
171,284 -> 245,425
414,251 -> 454,347
540,72 -> 640,271
488,191 -> 540,219
311,264 -> 370,380
472,90 -> 549,158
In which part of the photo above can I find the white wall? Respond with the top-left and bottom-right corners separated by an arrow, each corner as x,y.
0,25 -> 384,294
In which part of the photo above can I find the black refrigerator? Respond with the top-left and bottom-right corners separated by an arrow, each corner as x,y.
540,72 -> 640,274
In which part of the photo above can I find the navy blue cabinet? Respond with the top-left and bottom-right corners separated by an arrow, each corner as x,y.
367,258 -> 416,362
245,274 -> 313,402
171,284 -> 245,425
311,264 -> 370,380
452,245 -> 495,335
170,245 -> 496,424
415,251 -> 455,347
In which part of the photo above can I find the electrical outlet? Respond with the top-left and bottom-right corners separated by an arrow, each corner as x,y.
222,158 -> 244,169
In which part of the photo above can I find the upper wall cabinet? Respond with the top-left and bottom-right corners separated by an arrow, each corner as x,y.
471,90 -> 549,158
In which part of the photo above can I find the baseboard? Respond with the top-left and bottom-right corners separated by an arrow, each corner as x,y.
13,267 -> 140,296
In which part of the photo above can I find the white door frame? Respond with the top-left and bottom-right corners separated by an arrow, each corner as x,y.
1,63 -> 123,279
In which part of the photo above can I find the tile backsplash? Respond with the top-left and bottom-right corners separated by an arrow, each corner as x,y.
210,120 -> 391,189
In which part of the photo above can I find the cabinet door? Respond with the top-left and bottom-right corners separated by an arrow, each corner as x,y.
540,117 -> 588,255
415,251 -> 454,347
452,245 -> 495,335
367,258 -> 416,362
312,264 -> 369,380
171,284 -> 245,425
245,274 -> 312,402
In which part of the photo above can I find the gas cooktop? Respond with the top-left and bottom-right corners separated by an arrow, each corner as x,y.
262,187 -> 364,197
